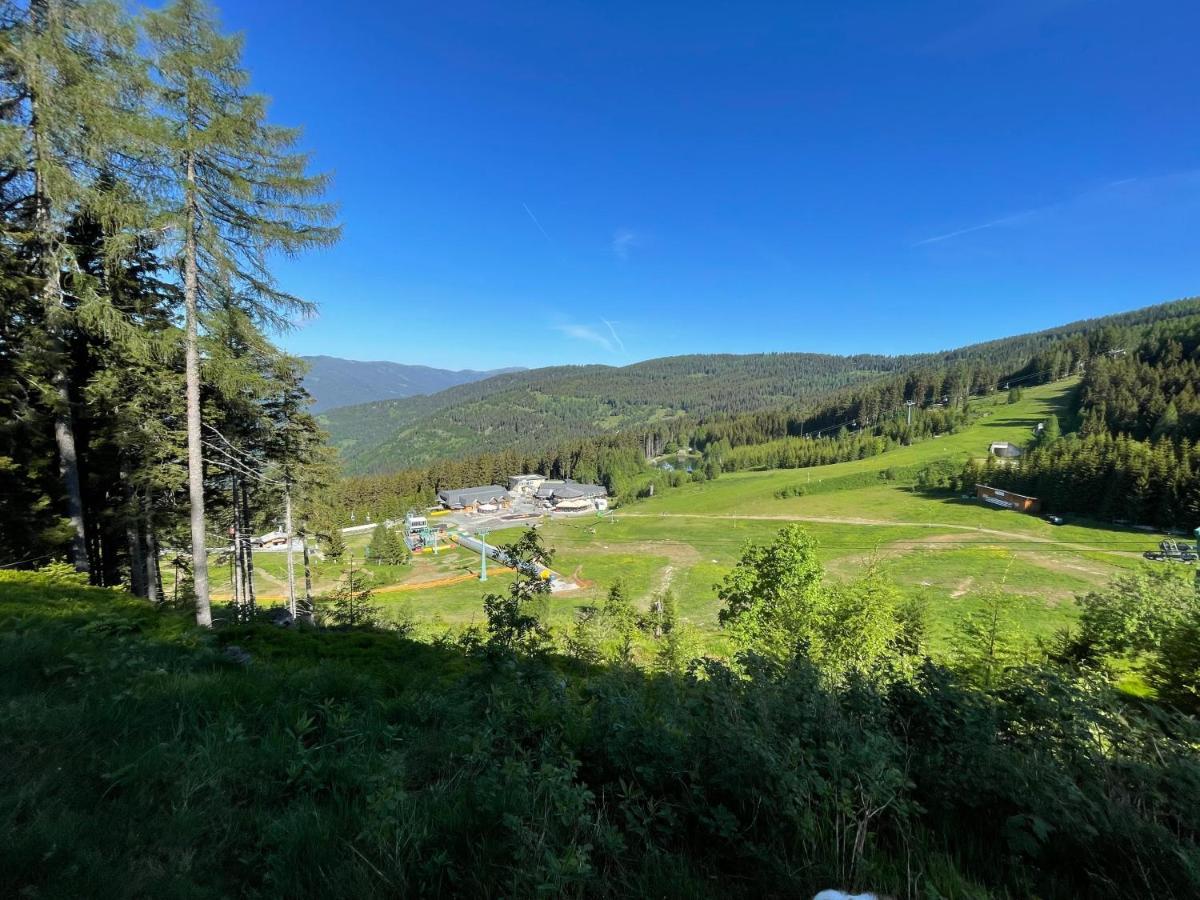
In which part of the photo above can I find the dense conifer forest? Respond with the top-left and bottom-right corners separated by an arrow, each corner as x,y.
0,0 -> 335,612
324,298 -> 1200,475
959,316 -> 1200,528
329,299 -> 1200,530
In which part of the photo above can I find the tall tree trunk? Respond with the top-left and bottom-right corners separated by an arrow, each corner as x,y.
183,149 -> 210,625
29,0 -> 90,575
300,524 -> 313,623
142,509 -> 160,604
231,475 -> 244,612
123,464 -> 147,597
241,478 -> 256,611
284,484 -> 296,616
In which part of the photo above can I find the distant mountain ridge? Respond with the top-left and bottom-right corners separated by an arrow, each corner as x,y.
320,298 -> 1200,475
300,356 -> 525,412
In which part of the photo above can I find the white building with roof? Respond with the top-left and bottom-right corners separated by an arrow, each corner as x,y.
437,485 -> 512,511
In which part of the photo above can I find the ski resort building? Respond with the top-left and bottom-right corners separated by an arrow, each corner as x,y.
988,441 -> 1023,459
534,480 -> 609,510
975,484 -> 1041,514
437,485 -> 512,512
508,474 -> 547,496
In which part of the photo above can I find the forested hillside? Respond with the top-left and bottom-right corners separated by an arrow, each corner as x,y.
324,300 -> 1200,528
300,356 -> 523,412
324,298 -> 1200,475
965,313 -> 1200,528
321,353 -> 914,473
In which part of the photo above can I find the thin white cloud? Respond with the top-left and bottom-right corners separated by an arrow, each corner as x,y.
555,323 -> 615,353
911,171 -> 1200,248
611,228 -> 640,260
911,209 -> 1038,247
601,318 -> 626,353
523,202 -> 553,243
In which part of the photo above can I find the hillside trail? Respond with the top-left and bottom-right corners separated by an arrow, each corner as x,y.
618,512 -> 1144,559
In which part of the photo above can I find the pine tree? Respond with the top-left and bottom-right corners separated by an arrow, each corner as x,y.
1042,413 -> 1061,443
1152,401 -> 1180,440
323,555 -> 378,627
367,522 -> 389,563
482,528 -> 554,655
325,527 -> 346,563
384,527 -> 411,566
952,589 -> 1023,689
144,0 -> 339,625
2,0 -> 145,574
604,578 -> 638,664
564,607 -> 604,665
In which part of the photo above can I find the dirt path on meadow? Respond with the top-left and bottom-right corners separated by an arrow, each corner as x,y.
619,511 -> 1145,560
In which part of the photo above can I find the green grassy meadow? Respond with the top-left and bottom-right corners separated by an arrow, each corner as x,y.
209,379 -> 1174,657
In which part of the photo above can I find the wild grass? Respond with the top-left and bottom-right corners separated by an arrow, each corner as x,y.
3,570 -> 1197,898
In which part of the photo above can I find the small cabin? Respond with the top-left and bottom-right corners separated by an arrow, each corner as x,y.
975,484 -> 1041,514
988,441 -> 1023,459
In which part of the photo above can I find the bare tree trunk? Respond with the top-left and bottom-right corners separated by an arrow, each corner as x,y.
231,475 -> 244,612
143,513 -> 160,604
126,520 -> 146,597
52,392 -> 89,573
126,514 -> 147,599
29,2 -> 90,576
241,478 -> 256,612
120,459 -> 147,597
183,149 -> 210,625
284,485 -> 296,616
300,524 -> 314,623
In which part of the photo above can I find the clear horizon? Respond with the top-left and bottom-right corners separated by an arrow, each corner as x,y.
212,0 -> 1199,370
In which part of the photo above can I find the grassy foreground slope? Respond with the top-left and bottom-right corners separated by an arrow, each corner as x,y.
4,571 -> 1199,899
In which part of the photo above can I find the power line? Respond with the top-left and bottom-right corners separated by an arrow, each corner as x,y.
201,439 -> 284,486
0,552 -> 56,570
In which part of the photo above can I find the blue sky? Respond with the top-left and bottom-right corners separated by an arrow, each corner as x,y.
217,0 -> 1200,370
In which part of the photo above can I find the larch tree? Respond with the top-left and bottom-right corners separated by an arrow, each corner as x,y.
143,0 -> 338,625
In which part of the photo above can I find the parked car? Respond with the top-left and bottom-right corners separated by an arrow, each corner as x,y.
1045,515 -> 1065,526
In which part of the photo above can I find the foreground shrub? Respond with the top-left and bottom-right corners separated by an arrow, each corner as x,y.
2,573 -> 1198,898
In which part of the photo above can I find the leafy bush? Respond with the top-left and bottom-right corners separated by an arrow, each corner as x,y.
3,564 -> 1199,899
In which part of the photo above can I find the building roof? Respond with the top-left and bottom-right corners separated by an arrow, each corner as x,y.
552,483 -> 607,499
438,485 -> 510,507
976,484 -> 1038,502
554,497 -> 593,510
534,480 -> 608,500
535,480 -> 565,499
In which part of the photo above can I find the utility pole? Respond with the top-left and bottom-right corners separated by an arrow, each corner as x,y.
906,400 -> 916,427
478,530 -> 488,582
